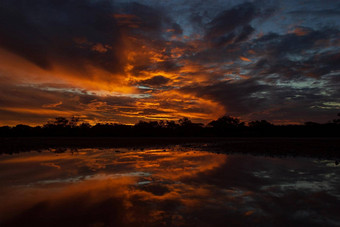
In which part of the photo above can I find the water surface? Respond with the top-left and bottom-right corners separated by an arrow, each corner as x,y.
0,147 -> 339,226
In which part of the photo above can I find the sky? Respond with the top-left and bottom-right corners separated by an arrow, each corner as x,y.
0,0 -> 339,126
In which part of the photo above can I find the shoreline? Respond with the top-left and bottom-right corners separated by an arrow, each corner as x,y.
1,137 -> 339,159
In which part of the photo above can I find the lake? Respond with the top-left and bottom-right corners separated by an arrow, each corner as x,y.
0,146 -> 339,226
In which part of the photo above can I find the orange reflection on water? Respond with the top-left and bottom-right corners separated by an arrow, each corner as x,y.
0,148 -> 227,226
1,148 -> 339,226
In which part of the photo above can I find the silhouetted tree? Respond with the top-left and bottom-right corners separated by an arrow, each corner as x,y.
178,117 -> 191,127
208,116 -> 244,129
248,120 -> 274,128
304,122 -> 320,127
207,116 -> 246,136
53,117 -> 69,127
12,124 -> 32,136
177,117 -> 204,136
79,122 -> 91,129
0,126 -> 11,136
69,116 -> 80,128
332,113 -> 340,124
135,121 -> 160,129
165,120 -> 179,130
1,113 -> 340,137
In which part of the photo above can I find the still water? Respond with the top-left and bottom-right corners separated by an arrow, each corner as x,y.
0,147 -> 339,226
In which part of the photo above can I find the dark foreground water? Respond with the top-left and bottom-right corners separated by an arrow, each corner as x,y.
0,147 -> 339,227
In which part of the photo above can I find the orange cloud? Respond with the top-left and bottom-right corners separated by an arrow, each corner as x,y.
91,43 -> 111,53
42,101 -> 63,108
290,27 -> 311,36
239,56 -> 252,62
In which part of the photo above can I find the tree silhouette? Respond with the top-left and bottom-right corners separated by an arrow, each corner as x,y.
69,116 -> 80,128
165,120 -> 179,130
248,120 -> 273,128
178,117 -> 192,127
53,117 -> 69,127
208,116 -> 244,129
1,113 -> 340,137
333,113 -> 340,124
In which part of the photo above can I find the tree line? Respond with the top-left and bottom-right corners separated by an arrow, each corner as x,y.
0,114 -> 339,137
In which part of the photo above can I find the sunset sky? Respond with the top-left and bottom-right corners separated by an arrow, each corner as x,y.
0,0 -> 339,126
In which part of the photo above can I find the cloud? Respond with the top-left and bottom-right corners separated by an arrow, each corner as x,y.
139,76 -> 171,87
181,79 -> 270,115
240,56 -> 252,62
42,101 -> 63,108
0,0 -> 123,73
289,8 -> 340,17
180,72 -> 340,123
0,0 -> 183,92
204,2 -> 275,47
205,2 -> 257,39
247,27 -> 340,80
0,0 -> 339,124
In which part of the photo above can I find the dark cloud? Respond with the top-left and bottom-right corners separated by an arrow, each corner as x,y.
139,76 -> 171,87
204,2 -> 275,47
0,0 -> 124,74
289,8 -> 340,17
141,108 -> 170,115
254,28 -> 338,57
119,2 -> 164,32
131,60 -> 181,77
116,2 -> 183,40
248,28 -> 340,79
234,25 -> 255,43
0,0 -> 182,79
205,2 -> 256,40
181,79 -> 270,115
170,23 -> 183,35
181,75 -> 340,123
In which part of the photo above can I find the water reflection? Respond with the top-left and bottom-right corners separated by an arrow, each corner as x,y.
0,148 -> 339,226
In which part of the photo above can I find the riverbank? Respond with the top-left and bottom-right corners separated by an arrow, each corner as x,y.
1,137 -> 339,160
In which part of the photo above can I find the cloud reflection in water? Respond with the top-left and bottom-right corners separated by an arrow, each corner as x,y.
0,148 -> 339,226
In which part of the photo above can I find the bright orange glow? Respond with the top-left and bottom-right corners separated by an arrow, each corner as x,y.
239,56 -> 252,62
0,148 -> 228,225
0,107 -> 76,117
0,21 -> 230,126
